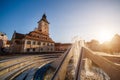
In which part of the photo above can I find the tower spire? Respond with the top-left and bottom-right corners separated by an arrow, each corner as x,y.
38,13 -> 49,24
42,13 -> 46,19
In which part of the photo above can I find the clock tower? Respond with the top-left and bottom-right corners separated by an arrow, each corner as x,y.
38,14 -> 49,35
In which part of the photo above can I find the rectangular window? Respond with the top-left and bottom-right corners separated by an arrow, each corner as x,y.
38,42 -> 41,45
27,41 -> 31,44
51,43 -> 54,46
33,41 -> 36,45
49,43 -> 51,46
51,48 -> 53,51
33,48 -> 35,51
43,42 -> 45,45
47,43 -> 49,46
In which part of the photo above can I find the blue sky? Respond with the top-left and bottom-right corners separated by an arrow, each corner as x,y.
0,0 -> 120,43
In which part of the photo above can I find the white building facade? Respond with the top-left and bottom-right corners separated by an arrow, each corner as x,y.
10,14 -> 55,52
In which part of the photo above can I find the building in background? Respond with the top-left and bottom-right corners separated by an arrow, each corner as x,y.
0,32 -> 10,52
0,32 -> 8,48
55,43 -> 71,51
86,39 -> 101,51
10,14 -> 55,53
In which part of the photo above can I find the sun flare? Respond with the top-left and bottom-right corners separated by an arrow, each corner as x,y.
97,30 -> 113,43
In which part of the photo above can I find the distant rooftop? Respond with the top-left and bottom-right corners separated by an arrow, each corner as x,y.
0,32 -> 6,36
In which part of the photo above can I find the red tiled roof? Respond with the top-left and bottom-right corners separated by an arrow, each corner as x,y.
25,35 -> 54,43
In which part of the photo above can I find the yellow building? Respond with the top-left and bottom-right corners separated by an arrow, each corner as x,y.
10,14 -> 55,52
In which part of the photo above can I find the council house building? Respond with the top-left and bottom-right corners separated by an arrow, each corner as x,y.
10,14 -> 55,52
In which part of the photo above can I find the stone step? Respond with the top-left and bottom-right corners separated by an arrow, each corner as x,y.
0,56 -> 56,76
0,53 -> 62,67
0,55 -> 38,67
0,56 -> 46,76
14,69 -> 31,80
0,59 -> 53,80
0,54 -> 62,80
25,68 -> 38,80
